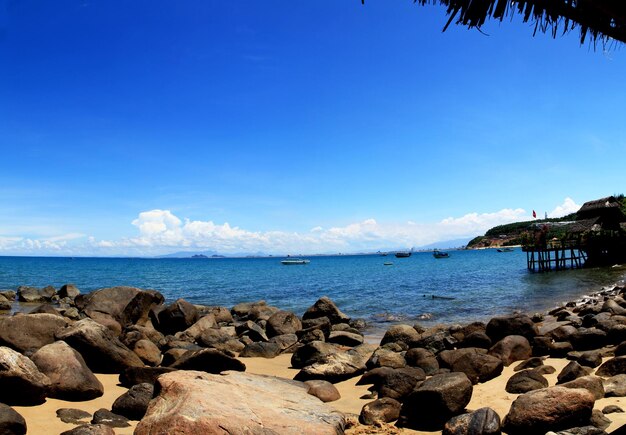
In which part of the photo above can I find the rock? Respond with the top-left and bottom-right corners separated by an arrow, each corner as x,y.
31,340 -> 104,401
570,328 -> 607,351
399,372 -> 473,430
76,286 -> 164,330
0,313 -> 69,355
56,408 -> 92,424
360,397 -> 401,425
488,335 -> 532,366
239,341 -> 282,358
486,314 -> 538,342
154,298 -> 198,335
135,370 -> 345,434
574,350 -> 604,368
0,290 -> 16,300
380,324 -> 420,348
169,348 -> 246,373
557,361 -> 592,384
231,300 -> 267,319
405,347 -> 439,375
590,409 -> 611,430
534,365 -> 557,375
0,346 -> 51,405
29,303 -> 62,316
365,347 -> 406,369
202,306 -> 233,324
176,314 -> 217,342
133,339 -> 162,367
112,382 -> 154,420
0,300 -> 10,311
602,374 -> 626,397
266,311 -> 302,337
0,403 -> 27,435
458,331 -> 493,349
360,366 -> 425,401
248,304 -> 279,321
300,316 -> 332,339
514,357 -> 546,371
17,285 -> 46,302
91,408 -> 130,428
197,327 -> 242,351
59,284 -> 81,299
291,341 -> 338,369
235,320 -> 269,342
413,328 -> 458,354
302,297 -> 350,325
599,355 -> 626,378
60,424 -> 115,435
328,331 -> 364,347
269,333 -> 298,352
502,386 -> 595,435
602,405 -> 623,414
304,380 -> 340,402
55,318 -> 144,373
294,343 -> 375,384
561,376 -> 605,400
551,341 -> 575,358
505,369 -> 549,393
119,366 -> 177,388
443,407 -> 501,435
440,348 -> 503,385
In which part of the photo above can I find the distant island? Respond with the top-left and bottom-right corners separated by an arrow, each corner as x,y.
190,254 -> 225,259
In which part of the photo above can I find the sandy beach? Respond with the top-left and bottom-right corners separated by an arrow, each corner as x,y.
9,351 -> 626,434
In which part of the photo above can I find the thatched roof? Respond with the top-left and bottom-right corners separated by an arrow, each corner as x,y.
577,196 -> 621,219
567,217 -> 601,233
363,0 -> 626,45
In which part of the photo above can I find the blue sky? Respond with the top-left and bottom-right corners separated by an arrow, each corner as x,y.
1,1 -> 625,255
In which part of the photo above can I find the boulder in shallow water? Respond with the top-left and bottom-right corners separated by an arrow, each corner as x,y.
135,370 -> 345,434
0,346 -> 51,405
17,285 -> 47,302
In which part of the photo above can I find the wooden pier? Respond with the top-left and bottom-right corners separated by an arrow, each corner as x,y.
522,243 -> 587,272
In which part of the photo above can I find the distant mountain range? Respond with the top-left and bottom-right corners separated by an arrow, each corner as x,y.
157,238 -> 472,258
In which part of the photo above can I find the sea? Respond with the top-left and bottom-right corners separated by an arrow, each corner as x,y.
1,250 -> 625,334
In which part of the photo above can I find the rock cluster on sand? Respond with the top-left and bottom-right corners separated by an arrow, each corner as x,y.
3,282 -> 626,433
0,285 -> 367,432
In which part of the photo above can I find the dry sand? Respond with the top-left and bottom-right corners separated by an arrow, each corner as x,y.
11,353 -> 626,434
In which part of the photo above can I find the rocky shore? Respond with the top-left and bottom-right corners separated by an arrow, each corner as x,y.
1,281 -> 626,434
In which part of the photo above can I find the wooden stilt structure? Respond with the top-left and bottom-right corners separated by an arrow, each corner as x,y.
523,244 -> 587,272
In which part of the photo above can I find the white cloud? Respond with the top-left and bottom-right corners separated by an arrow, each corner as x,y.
0,198 -> 581,255
549,197 -> 580,218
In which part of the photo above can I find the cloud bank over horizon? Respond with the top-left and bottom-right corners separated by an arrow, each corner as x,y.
0,198 -> 581,256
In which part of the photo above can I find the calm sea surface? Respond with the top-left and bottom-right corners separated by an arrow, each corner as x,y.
1,250 -> 625,332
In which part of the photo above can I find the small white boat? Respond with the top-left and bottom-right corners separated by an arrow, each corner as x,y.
281,258 -> 310,265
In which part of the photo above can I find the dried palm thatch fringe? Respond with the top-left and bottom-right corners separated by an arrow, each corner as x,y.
362,0 -> 626,46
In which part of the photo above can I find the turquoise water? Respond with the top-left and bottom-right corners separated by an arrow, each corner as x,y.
0,250 -> 624,329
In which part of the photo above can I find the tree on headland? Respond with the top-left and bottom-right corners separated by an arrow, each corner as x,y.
361,0 -> 626,46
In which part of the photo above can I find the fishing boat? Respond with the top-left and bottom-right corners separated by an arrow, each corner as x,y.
383,262 -> 393,266
395,248 -> 413,258
433,250 -> 450,258
497,247 -> 515,252
281,258 -> 310,265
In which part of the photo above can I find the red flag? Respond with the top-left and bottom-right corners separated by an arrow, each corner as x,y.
532,210 -> 537,218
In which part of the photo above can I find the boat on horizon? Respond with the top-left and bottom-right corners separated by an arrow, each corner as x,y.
281,258 -> 310,265
497,247 -> 515,252
433,250 -> 450,259
395,250 -> 412,258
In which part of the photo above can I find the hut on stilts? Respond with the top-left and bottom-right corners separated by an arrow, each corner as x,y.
523,196 -> 626,272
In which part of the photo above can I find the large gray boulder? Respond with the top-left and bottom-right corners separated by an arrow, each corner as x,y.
75,286 -> 164,331
486,314 -> 538,342
596,356 -> 626,377
0,313 -> 69,355
169,348 -> 246,373
0,346 -> 51,405
399,372 -> 473,430
266,311 -> 302,337
302,297 -> 350,325
438,348 -> 503,384
17,286 -> 48,303
55,318 -> 144,373
59,284 -> 81,299
176,314 -> 217,342
31,340 -> 103,401
380,324 -> 420,348
135,370 -> 345,434
112,382 -> 154,420
155,298 -> 199,335
505,369 -> 549,394
360,397 -> 401,425
294,344 -> 375,383
502,386 -> 595,434
291,341 -> 338,369
0,403 -> 27,435
357,366 -> 425,401
443,407 -> 501,435
488,335 -> 532,366
119,366 -> 177,388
